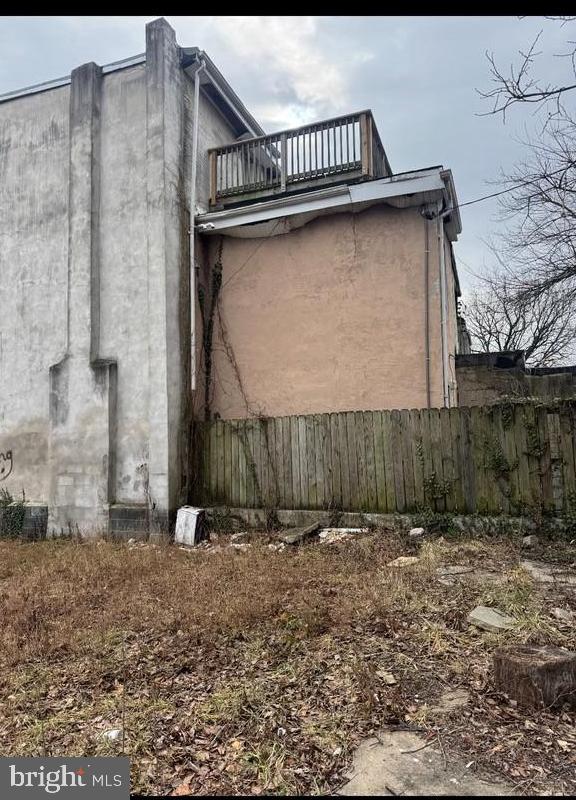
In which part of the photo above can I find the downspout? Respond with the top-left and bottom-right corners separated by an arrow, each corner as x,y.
437,210 -> 450,407
189,58 -> 206,391
423,217 -> 431,408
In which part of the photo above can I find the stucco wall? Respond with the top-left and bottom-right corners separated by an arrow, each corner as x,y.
0,86 -> 70,503
193,86 -> 240,212
203,204 -> 450,420
0,19 -> 253,525
99,65 -> 149,505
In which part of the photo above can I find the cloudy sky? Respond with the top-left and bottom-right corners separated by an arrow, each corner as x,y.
0,15 -> 570,294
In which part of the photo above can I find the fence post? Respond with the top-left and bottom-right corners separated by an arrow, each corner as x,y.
280,133 -> 287,192
360,113 -> 373,177
209,150 -> 217,206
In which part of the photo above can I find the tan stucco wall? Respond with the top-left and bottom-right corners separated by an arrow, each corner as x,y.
200,204 -> 454,419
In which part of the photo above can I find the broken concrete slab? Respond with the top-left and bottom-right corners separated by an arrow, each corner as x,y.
521,560 -> 576,585
429,687 -> 470,714
278,522 -> 321,545
436,565 -> 475,576
387,556 -> 419,568
339,730 -> 515,796
318,527 -> 367,545
467,606 -> 516,633
494,644 -> 576,708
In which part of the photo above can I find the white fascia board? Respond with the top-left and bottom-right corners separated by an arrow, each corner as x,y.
348,172 -> 445,204
197,170 -> 446,233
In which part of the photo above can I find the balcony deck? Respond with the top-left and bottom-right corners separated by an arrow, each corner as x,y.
208,110 -> 391,209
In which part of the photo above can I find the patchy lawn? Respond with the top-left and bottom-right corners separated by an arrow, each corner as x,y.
0,529 -> 574,796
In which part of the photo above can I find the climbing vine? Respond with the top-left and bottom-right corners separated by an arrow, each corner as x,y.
198,237 -> 224,422
0,488 -> 25,539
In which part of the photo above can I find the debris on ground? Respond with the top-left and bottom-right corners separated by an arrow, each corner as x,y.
522,534 -> 539,548
408,526 -> 426,538
230,531 -> 249,542
429,688 -> 470,713
100,729 -> 122,741
436,565 -> 475,576
1,530 -> 575,796
552,607 -> 574,624
318,527 -> 367,545
493,644 -> 576,708
387,555 -> 419,567
278,522 -> 321,545
375,669 -> 397,685
467,605 -> 516,632
174,506 -> 206,546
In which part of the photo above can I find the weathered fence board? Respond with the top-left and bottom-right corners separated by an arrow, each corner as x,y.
195,401 -> 576,516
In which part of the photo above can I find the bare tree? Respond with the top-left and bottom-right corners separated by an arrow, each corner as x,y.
477,18 -> 576,306
494,118 -> 576,304
480,17 -> 576,121
464,271 -> 576,366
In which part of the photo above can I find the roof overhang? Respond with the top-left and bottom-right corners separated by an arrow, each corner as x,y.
196,166 -> 462,242
181,47 -> 264,138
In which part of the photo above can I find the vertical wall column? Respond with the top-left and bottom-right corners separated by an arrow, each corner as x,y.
145,18 -> 187,529
48,62 -> 117,534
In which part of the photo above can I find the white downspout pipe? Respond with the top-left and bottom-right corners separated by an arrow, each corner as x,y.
189,58 -> 206,391
437,209 -> 450,407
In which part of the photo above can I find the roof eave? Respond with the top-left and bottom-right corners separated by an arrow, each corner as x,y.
196,167 -> 455,235
181,47 -> 265,138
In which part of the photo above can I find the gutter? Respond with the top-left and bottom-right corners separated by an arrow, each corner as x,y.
197,169 -> 448,234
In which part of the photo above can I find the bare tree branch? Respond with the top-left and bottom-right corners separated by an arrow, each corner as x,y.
463,270 -> 576,366
478,20 -> 576,122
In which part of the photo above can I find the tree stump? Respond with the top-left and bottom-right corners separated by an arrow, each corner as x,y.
493,644 -> 576,709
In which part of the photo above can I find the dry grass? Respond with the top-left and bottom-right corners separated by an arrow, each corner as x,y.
0,530 -> 574,795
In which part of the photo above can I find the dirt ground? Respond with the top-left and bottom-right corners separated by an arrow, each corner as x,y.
0,527 -> 574,796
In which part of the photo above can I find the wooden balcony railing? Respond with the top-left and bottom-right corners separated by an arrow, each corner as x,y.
208,110 -> 390,207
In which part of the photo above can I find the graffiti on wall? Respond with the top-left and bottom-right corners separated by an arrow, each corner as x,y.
0,451 -> 13,481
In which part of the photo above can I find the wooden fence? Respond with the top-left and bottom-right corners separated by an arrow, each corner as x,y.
193,401 -> 576,516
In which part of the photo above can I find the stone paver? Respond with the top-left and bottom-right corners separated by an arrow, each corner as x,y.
340,730 -> 515,796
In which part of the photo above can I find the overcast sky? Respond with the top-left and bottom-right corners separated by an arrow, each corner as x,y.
0,15 -> 570,295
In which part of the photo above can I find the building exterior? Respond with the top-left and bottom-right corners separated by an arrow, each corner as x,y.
456,352 -> 576,405
0,18 -> 463,536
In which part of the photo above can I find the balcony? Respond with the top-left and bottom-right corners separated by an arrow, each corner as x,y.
208,110 -> 391,208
